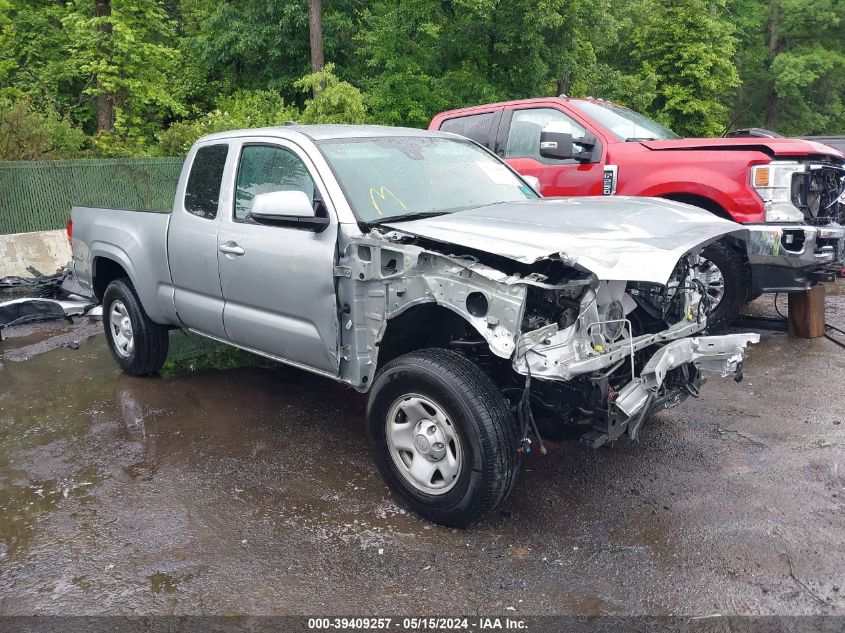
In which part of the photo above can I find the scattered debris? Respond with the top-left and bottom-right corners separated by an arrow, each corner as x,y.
0,297 -> 94,338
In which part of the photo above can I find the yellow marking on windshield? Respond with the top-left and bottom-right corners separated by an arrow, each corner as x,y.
369,186 -> 407,216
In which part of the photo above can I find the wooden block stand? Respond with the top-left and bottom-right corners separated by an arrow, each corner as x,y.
787,284 -> 826,338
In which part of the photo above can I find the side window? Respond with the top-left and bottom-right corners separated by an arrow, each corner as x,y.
234,145 -> 317,222
439,113 -> 495,147
184,144 -> 229,219
505,108 -> 587,163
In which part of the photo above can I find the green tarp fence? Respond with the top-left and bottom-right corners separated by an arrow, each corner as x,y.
0,158 -> 185,235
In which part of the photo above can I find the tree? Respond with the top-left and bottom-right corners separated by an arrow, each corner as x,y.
0,0 -> 86,118
355,0 -> 613,128
93,0 -> 113,131
730,0 -> 845,135
296,63 -> 367,123
631,0 -> 740,136
180,0 -> 363,106
63,0 -> 184,142
0,98 -> 85,160
156,90 -> 297,155
308,0 -> 324,78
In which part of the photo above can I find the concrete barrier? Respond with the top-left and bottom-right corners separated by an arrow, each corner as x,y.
0,229 -> 71,278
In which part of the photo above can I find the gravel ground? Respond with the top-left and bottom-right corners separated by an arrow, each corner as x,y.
0,283 -> 843,617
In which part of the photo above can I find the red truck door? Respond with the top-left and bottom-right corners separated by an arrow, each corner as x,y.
498,106 -> 606,196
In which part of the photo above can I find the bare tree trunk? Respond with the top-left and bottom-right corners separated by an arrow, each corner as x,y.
764,1 -> 782,130
308,0 -> 324,94
557,74 -> 571,97
95,0 -> 114,132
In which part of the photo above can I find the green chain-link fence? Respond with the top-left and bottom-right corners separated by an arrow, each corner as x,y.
0,158 -> 184,234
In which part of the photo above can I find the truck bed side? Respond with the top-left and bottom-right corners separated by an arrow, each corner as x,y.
71,206 -> 180,325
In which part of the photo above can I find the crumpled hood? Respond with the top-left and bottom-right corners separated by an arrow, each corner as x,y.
385,196 -> 745,285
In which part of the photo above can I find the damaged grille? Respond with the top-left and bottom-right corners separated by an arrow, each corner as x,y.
791,162 -> 845,224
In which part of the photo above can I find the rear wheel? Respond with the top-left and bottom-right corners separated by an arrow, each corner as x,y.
366,348 -> 519,527
102,278 -> 169,376
698,241 -> 747,331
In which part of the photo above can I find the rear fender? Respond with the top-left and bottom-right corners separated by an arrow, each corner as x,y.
90,243 -> 178,325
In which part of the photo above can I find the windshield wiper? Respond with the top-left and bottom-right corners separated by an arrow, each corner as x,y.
368,211 -> 452,226
625,137 -> 658,142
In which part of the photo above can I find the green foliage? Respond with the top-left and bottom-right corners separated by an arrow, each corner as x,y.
2,0 -> 845,159
156,90 -> 298,156
631,0 -> 740,136
179,0 -> 364,104
0,99 -> 85,160
354,0 -> 615,127
730,0 -> 845,135
0,0 -> 85,117
295,63 -> 368,124
62,0 -> 184,142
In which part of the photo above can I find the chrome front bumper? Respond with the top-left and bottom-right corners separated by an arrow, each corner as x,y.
746,223 -> 845,269
745,223 -> 844,293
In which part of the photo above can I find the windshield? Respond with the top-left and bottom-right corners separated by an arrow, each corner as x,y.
317,136 -> 538,223
570,100 -> 680,141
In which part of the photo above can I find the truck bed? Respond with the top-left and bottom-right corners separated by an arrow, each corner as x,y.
70,206 -> 177,324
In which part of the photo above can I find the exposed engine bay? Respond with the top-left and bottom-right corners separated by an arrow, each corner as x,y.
336,224 -> 758,450
792,162 -> 845,224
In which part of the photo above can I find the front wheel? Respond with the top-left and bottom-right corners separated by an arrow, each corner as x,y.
102,278 -> 169,376
698,241 -> 747,331
366,348 -> 519,527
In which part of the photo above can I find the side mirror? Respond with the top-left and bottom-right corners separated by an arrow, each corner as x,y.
249,190 -> 329,230
539,121 -> 574,160
522,175 -> 541,194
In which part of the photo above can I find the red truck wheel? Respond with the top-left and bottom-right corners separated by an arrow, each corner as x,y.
699,241 -> 747,331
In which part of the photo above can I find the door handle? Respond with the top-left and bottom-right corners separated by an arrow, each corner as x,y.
218,242 -> 245,256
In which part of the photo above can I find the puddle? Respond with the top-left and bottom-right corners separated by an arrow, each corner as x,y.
0,466 -> 102,557
148,571 -> 192,594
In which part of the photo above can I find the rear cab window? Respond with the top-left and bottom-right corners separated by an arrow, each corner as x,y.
184,144 -> 229,219
439,112 -> 496,148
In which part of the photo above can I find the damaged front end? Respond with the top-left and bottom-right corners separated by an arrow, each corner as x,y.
335,208 -> 757,448
511,257 -> 758,448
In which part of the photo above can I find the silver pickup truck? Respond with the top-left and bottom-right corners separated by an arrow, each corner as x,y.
71,125 -> 758,526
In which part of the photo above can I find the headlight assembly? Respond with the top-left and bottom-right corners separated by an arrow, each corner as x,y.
750,161 -> 807,222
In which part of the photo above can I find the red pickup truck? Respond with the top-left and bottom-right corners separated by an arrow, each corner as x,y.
430,97 -> 845,328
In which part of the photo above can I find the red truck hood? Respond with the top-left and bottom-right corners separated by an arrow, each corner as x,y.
640,137 -> 845,160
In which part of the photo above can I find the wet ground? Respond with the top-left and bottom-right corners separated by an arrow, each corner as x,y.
1,285 -> 843,616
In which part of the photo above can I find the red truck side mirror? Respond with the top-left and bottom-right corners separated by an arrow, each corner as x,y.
539,121 -> 574,160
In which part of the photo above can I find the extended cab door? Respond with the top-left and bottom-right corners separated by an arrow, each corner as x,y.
499,105 -> 606,196
216,139 -> 339,375
167,142 -> 232,338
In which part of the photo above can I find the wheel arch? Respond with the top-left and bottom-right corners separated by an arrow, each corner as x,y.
375,303 -> 486,374
92,255 -> 130,301
659,192 -> 733,221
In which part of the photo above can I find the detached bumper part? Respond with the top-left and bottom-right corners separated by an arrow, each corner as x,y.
0,298 -> 94,337
746,223 -> 845,294
581,333 -> 760,448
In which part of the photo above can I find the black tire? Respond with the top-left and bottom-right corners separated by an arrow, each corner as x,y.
366,348 -> 519,527
700,240 -> 747,331
102,278 -> 169,376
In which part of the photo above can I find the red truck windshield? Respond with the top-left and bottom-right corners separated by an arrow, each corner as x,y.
570,100 -> 679,142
